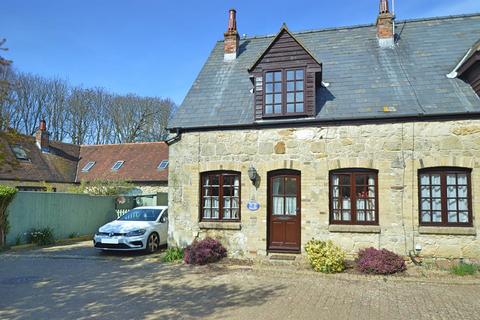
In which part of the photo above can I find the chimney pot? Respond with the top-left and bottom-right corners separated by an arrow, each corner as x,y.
224,9 -> 240,61
227,9 -> 237,32
35,119 -> 49,151
379,0 -> 389,14
39,119 -> 46,131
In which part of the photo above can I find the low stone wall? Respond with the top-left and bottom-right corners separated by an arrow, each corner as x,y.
168,119 -> 480,259
135,183 -> 168,195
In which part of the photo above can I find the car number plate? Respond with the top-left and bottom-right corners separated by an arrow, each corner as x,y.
101,238 -> 118,244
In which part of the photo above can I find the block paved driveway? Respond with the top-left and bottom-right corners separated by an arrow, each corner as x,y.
0,242 -> 479,320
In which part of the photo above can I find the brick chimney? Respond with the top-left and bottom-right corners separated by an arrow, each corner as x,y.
35,120 -> 49,151
376,0 -> 395,48
224,9 -> 240,61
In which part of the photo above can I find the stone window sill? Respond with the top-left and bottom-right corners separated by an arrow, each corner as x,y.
418,226 -> 476,236
199,222 -> 241,230
328,225 -> 381,234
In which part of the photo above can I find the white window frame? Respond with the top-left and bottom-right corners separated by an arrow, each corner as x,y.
157,160 -> 169,170
81,161 -> 96,172
11,145 -> 29,161
111,161 -> 125,171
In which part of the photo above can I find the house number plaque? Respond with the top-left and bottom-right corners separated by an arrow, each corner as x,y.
247,201 -> 260,211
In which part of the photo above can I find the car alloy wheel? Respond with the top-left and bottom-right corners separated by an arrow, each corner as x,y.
147,233 -> 159,253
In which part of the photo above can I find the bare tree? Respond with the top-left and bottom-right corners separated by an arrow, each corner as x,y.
9,73 -> 47,135
139,97 -> 174,141
66,87 -> 93,145
109,94 -> 152,143
0,64 -> 174,144
0,39 -> 13,129
88,88 -> 115,144
44,78 -> 69,141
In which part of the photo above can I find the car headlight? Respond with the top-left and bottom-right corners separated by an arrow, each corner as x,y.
126,229 -> 146,237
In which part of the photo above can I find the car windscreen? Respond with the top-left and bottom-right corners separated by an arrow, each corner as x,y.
118,209 -> 161,221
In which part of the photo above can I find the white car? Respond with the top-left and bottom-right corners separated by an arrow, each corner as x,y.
93,206 -> 168,253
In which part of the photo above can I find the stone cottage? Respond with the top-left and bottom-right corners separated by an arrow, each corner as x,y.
168,1 -> 480,259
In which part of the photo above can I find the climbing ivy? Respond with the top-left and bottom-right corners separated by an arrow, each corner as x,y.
0,184 -> 17,247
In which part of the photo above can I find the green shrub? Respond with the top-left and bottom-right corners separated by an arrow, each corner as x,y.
68,232 -> 79,239
15,234 -> 22,246
305,239 -> 346,273
162,247 -> 184,263
68,180 -> 133,196
27,227 -> 55,246
0,185 -> 17,247
450,263 -> 478,276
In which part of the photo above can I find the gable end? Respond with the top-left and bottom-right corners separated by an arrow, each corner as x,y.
249,27 -> 322,120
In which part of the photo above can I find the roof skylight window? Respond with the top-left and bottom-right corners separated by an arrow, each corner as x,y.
81,161 -> 95,172
112,161 -> 124,171
11,145 -> 29,161
157,160 -> 169,170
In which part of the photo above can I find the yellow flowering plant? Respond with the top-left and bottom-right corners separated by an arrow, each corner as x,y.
305,239 -> 346,273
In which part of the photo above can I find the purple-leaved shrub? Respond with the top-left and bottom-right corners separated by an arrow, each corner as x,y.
356,247 -> 406,275
184,237 -> 227,265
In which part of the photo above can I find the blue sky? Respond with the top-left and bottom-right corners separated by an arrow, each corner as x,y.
1,0 -> 479,105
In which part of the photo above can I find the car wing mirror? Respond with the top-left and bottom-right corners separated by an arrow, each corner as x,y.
159,216 -> 167,223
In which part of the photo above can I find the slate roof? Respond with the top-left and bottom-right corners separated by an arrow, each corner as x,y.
0,131 -> 80,183
170,14 -> 480,129
76,142 -> 168,183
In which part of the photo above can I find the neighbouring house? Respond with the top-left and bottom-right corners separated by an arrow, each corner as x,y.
167,1 -> 480,259
76,142 -> 169,201
0,121 -> 80,192
0,121 -> 169,201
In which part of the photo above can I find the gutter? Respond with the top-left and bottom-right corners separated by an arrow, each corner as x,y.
166,128 -> 182,145
168,111 -> 480,133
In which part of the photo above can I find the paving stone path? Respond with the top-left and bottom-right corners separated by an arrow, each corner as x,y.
0,242 -> 479,320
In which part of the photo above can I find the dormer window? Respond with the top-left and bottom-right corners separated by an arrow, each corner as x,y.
248,25 -> 322,120
264,69 -> 305,116
264,71 -> 283,115
451,41 -> 479,97
286,69 -> 304,113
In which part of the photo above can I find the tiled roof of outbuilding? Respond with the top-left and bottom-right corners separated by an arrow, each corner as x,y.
76,142 -> 168,183
0,131 -> 169,185
0,131 -> 80,183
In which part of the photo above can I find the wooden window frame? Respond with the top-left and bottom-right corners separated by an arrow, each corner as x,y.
329,168 -> 379,226
418,167 -> 473,227
263,68 -> 307,118
199,171 -> 241,222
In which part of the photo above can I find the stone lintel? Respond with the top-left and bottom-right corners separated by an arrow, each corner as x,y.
418,226 -> 476,236
328,225 -> 381,234
199,222 -> 242,230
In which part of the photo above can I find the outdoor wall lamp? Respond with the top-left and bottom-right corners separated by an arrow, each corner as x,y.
248,165 -> 258,185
